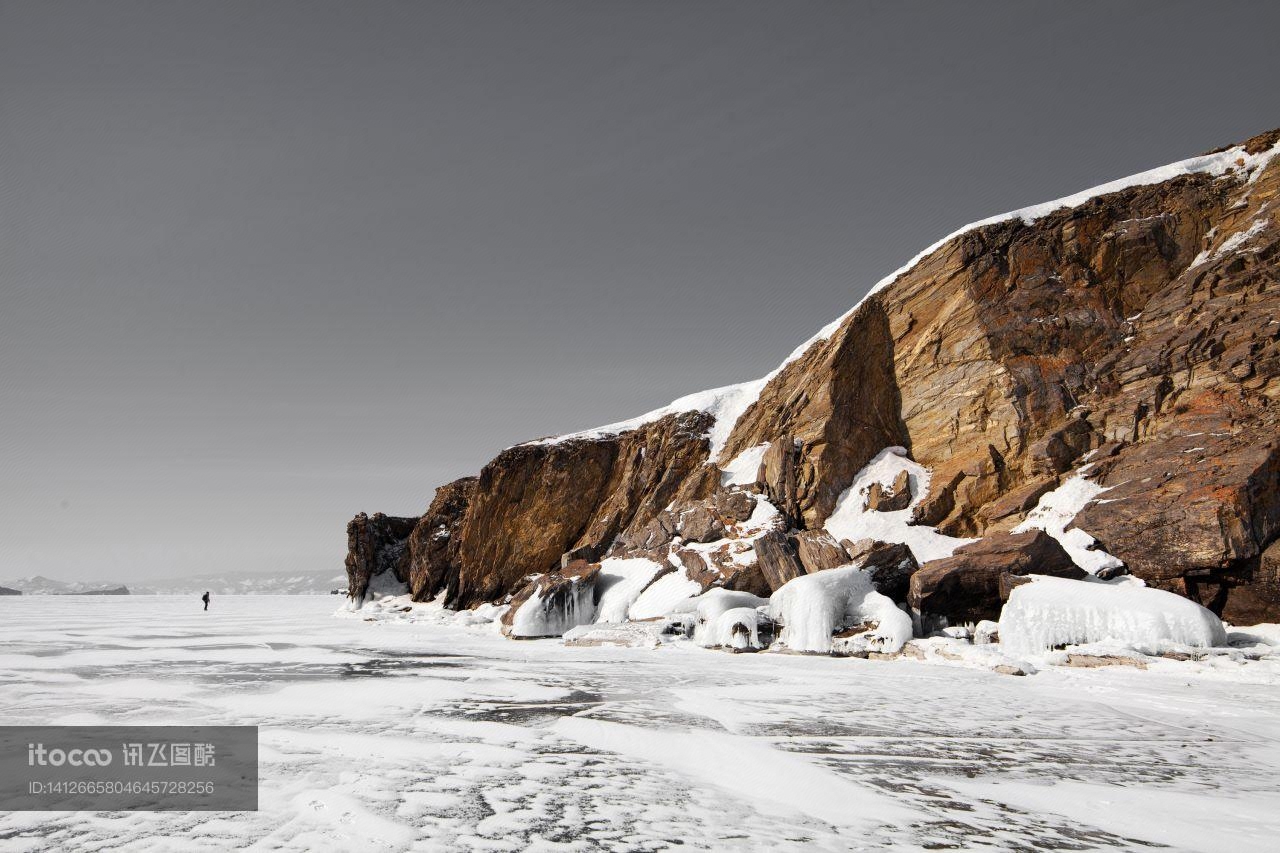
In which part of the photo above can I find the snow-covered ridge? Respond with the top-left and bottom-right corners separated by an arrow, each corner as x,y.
522,376 -> 768,462
520,138 -> 1280,460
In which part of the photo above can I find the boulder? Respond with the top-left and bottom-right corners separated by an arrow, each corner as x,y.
908,530 -> 1084,623
677,503 -> 726,544
976,475 -> 1059,528
753,531 -> 805,591
843,539 -> 920,603
714,489 -> 758,523
791,529 -> 851,574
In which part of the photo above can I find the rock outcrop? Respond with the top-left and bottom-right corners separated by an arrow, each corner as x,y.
909,530 -> 1084,623
345,512 -> 418,604
346,128 -> 1280,625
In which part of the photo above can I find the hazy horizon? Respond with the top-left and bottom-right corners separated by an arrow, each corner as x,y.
3,1 -> 1279,581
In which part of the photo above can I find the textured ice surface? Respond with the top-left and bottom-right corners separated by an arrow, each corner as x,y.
2,595 -> 1279,852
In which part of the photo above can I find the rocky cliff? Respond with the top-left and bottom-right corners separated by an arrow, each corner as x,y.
347,127 -> 1280,627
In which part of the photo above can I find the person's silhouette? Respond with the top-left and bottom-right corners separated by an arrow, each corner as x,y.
202,591 -> 210,611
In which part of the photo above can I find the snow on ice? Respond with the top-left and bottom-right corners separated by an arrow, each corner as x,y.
5,595 -> 1279,851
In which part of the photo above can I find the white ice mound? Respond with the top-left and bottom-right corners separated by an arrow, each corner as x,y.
681,588 -> 770,649
508,578 -> 596,638
768,565 -> 913,654
998,576 -> 1227,655
703,607 -> 765,651
824,446 -> 974,563
627,564 -> 702,621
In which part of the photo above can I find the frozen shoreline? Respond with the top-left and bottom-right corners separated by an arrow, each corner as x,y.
2,595 -> 1279,851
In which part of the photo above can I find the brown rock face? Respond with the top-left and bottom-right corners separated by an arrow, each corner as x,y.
791,529 -> 851,574
753,531 -> 806,591
909,530 -> 1084,623
449,411 -> 715,609
345,512 -> 419,603
722,299 -> 911,529
675,503 -> 727,544
845,540 -> 920,603
346,128 -> 1280,622
405,477 -> 476,602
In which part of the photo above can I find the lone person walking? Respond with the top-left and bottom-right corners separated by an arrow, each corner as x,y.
202,591 -> 210,611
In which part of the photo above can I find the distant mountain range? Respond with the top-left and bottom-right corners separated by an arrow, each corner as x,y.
2,570 -> 347,596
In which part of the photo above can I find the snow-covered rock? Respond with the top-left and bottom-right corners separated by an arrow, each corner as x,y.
503,566 -> 599,639
998,576 -> 1227,655
974,620 -> 1000,645
701,607 -> 767,651
594,557 -> 666,623
680,589 -> 771,650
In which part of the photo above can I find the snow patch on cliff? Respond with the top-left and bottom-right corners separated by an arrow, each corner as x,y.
1013,474 -> 1124,575
1192,217 -> 1269,267
824,447 -> 974,563
524,377 -> 768,463
999,576 -> 1227,655
720,442 -> 769,486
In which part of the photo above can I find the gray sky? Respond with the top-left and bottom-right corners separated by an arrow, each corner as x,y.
3,1 -> 1278,581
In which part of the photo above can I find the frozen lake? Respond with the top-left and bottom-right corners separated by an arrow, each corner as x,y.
1,595 -> 1277,851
